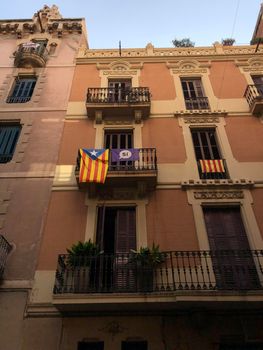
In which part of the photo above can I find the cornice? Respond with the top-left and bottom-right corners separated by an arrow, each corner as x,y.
77,44 -> 263,63
0,5 -> 83,39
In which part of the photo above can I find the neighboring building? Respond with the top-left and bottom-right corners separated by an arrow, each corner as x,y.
1,5 -> 263,350
0,5 -> 87,350
252,3 -> 263,44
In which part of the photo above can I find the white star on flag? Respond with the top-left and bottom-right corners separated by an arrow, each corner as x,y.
90,150 -> 98,157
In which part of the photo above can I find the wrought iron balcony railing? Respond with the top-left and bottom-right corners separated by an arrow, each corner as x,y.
14,44 -> 48,67
87,87 -> 151,104
185,97 -> 210,110
244,84 -> 263,108
197,159 -> 228,179
6,96 -> 32,103
54,250 -> 263,294
0,235 -> 12,278
76,148 -> 157,172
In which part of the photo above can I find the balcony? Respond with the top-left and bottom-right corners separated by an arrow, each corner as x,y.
244,84 -> 263,116
75,148 -> 157,196
197,159 -> 228,180
86,87 -> 151,122
14,43 -> 48,68
185,97 -> 210,110
0,235 -> 12,278
53,250 -> 263,312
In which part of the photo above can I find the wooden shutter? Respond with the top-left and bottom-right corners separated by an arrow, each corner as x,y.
115,208 -> 136,291
203,207 -> 259,290
115,208 -> 136,253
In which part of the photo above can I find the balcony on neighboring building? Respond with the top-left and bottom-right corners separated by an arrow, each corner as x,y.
244,84 -> 263,116
14,43 -> 48,68
0,234 -> 12,278
185,97 -> 210,110
86,87 -> 151,122
53,250 -> 263,312
75,148 -> 157,196
197,159 -> 228,180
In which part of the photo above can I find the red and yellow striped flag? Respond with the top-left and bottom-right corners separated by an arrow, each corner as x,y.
79,149 -> 109,183
199,159 -> 225,173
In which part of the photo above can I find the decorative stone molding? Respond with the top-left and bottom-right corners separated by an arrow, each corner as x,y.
95,61 -> 142,76
183,116 -> 220,124
241,58 -> 263,73
0,69 -> 46,107
167,59 -> 211,74
182,179 -> 254,189
78,44 -> 263,60
99,321 -> 127,339
175,110 -> 227,118
104,120 -> 133,125
193,190 -> 244,200
0,5 -> 82,38
103,70 -> 137,76
0,117 -> 32,163
97,188 -> 137,200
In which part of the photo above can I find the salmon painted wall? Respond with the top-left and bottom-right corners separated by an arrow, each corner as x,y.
37,191 -> 87,270
139,63 -> 176,100
146,190 -> 199,251
3,178 -> 53,279
58,120 -> 96,165
209,61 -> 247,98
225,116 -> 263,161
251,189 -> 263,240
69,64 -> 101,101
142,118 -> 186,163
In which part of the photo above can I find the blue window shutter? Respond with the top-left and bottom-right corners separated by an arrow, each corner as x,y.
0,125 -> 21,163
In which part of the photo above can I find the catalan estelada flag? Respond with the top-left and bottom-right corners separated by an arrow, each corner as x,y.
199,159 -> 225,173
79,149 -> 109,183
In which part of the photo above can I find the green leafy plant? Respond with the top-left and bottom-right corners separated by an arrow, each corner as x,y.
221,38 -> 235,46
172,38 -> 195,48
130,243 -> 166,267
66,240 -> 102,267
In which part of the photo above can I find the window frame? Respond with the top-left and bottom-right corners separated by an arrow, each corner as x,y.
180,77 -> 209,110
0,123 -> 21,163
6,75 -> 37,104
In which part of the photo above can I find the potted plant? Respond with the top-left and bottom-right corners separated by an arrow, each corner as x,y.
130,243 -> 165,292
66,240 -> 102,293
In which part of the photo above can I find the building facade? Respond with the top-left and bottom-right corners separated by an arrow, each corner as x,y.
1,5 -> 263,350
0,5 -> 87,350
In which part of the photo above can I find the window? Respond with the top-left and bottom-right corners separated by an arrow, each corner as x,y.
108,79 -> 132,102
191,128 -> 227,179
96,206 -> 136,292
181,78 -> 209,110
0,124 -> 21,163
252,75 -> 263,95
78,342 -> 104,350
122,341 -> 148,350
203,207 -> 260,290
6,76 -> 37,103
104,130 -> 133,170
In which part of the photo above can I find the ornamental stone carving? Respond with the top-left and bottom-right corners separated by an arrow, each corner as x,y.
194,191 -> 244,200
183,116 -> 220,123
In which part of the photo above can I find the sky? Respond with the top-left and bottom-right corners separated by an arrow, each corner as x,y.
0,0 -> 262,49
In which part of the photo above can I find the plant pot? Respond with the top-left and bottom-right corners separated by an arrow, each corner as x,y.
73,266 -> 91,293
137,266 -> 154,292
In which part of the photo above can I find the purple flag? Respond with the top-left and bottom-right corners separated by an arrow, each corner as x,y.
111,149 -> 139,162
